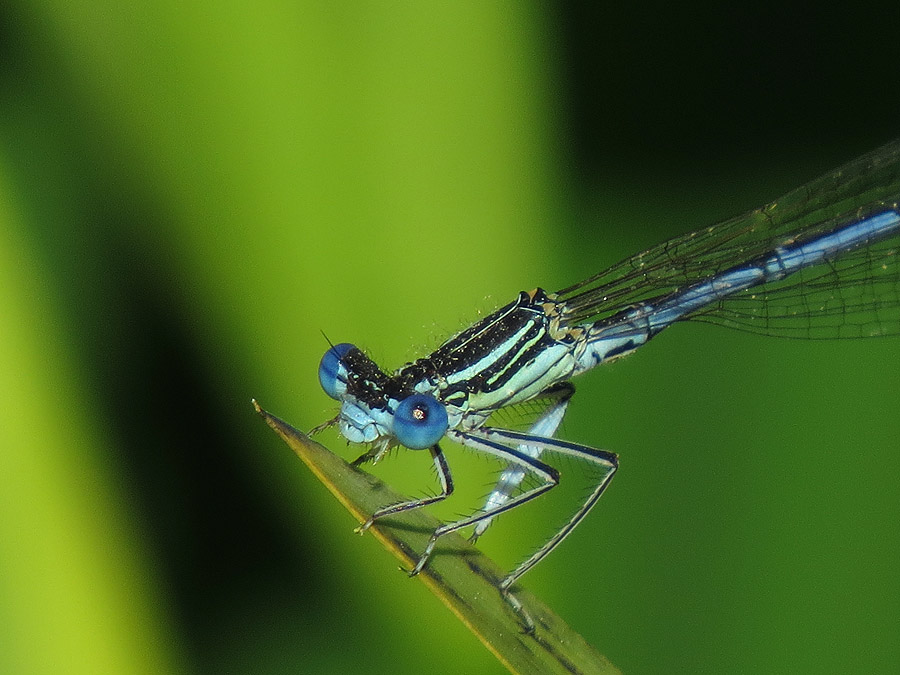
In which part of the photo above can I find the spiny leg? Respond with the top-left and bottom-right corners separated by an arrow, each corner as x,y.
471,382 -> 575,542
407,433 -> 560,578
483,427 -> 618,590
458,427 -> 618,629
355,444 -> 454,533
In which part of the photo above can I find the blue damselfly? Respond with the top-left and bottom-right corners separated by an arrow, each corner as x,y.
315,140 -> 900,626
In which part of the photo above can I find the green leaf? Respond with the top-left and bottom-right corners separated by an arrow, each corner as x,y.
253,400 -> 620,675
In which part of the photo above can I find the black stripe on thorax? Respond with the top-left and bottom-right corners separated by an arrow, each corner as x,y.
410,288 -> 570,398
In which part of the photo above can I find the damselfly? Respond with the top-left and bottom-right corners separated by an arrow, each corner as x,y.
314,140 -> 900,626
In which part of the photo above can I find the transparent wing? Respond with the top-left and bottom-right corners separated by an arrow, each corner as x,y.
557,140 -> 900,339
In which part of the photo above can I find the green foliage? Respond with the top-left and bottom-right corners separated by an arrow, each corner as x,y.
3,2 -> 900,673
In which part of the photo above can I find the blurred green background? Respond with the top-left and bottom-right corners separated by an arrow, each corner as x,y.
2,2 -> 899,673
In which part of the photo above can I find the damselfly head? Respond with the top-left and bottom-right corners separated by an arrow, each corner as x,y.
317,343 -> 449,450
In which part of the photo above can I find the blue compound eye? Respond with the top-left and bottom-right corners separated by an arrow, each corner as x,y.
393,394 -> 449,450
318,343 -> 356,399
